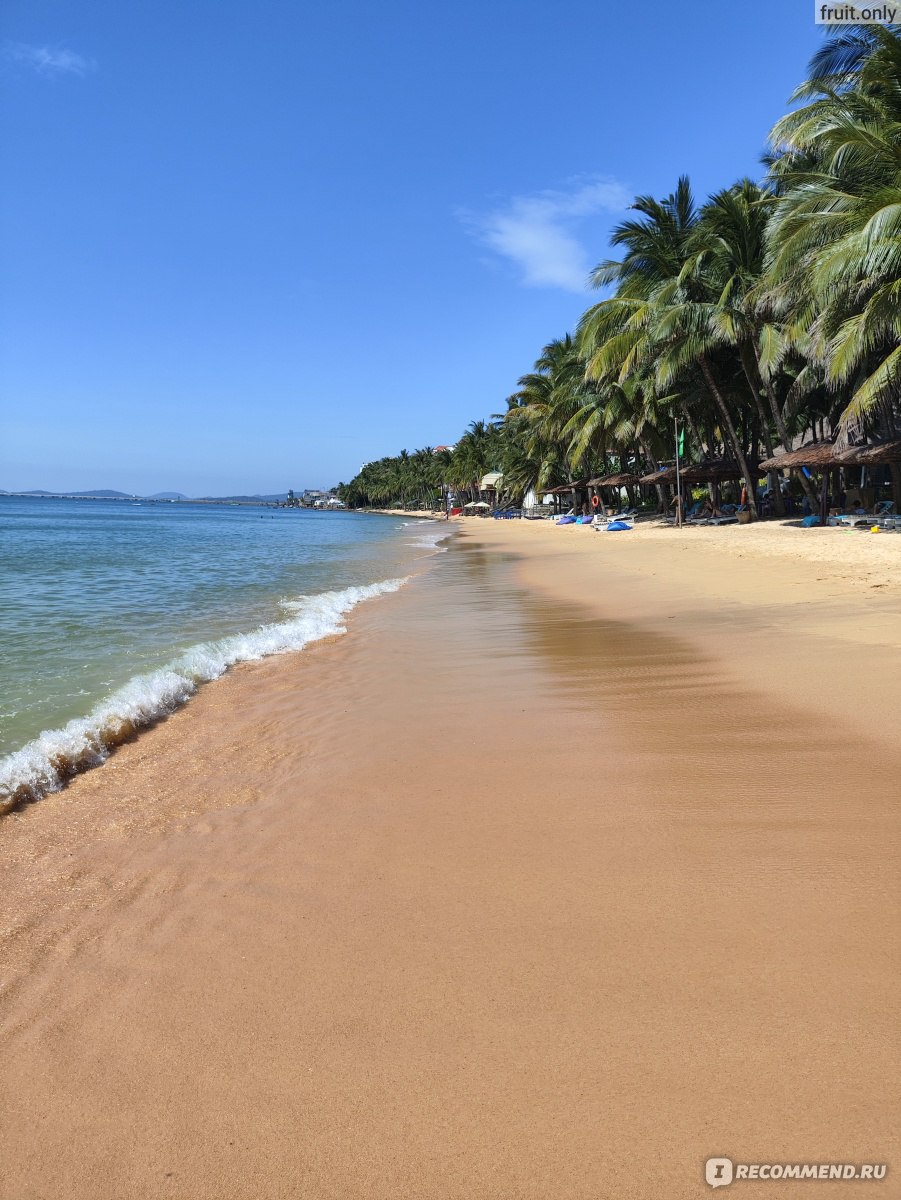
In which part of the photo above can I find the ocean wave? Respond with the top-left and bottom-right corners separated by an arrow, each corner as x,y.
0,577 -> 407,815
403,525 -> 454,552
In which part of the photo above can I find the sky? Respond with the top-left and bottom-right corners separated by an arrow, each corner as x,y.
1,0 -> 827,495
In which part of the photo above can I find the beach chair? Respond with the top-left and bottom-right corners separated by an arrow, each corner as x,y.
872,502 -> 900,529
682,502 -> 705,523
830,500 -> 895,529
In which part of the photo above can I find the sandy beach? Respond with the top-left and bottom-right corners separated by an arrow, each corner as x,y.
1,520 -> 898,1199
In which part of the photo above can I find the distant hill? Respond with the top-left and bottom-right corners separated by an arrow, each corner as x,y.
6,489 -> 299,503
18,489 -> 133,498
77,489 -> 133,498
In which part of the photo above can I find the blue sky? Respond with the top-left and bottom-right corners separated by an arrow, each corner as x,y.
2,0 -> 825,495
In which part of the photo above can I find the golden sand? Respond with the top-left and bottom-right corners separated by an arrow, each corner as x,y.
0,522 -> 898,1199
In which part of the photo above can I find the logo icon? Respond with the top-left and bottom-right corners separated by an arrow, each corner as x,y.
706,1157 -> 734,1188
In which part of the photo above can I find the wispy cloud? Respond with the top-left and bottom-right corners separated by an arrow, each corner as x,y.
4,41 -> 97,77
462,177 -> 630,293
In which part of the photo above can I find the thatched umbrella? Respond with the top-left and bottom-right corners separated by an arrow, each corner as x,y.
544,480 -> 589,514
639,465 -> 678,486
758,440 -> 861,523
756,438 -> 901,518
681,460 -> 747,510
543,481 -> 588,492
838,437 -> 901,466
639,460 -> 746,486
760,436 -> 901,471
586,472 -> 642,487
680,460 -> 746,484
838,439 -> 901,511
757,440 -> 846,471
639,460 -> 749,519
586,471 -> 643,517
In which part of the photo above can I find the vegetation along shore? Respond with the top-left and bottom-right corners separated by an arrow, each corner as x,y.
339,27 -> 901,522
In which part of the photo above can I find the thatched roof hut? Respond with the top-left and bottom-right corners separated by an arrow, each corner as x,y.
681,459 -> 746,483
639,460 -> 746,486
759,437 -> 901,472
639,465 -> 678,486
587,472 -> 642,487
544,480 -> 588,494
758,441 -> 844,471
839,438 -> 901,466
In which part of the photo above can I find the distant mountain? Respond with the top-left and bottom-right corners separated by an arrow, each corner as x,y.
18,489 -> 133,498
76,489 -> 133,498
6,489 -> 299,503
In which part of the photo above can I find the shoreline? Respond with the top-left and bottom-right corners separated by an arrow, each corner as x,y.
1,521 -> 898,1198
363,506 -> 448,519
0,575 -> 416,817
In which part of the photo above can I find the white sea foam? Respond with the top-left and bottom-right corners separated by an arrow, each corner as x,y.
0,577 -> 407,814
403,525 -> 454,552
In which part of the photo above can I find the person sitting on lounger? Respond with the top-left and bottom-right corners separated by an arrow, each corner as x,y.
695,499 -> 724,518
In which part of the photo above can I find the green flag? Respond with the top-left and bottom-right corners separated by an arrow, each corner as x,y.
677,427 -> 685,458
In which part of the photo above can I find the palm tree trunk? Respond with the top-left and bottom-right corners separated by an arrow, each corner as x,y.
639,437 -> 668,512
738,342 -> 785,516
698,354 -> 759,518
685,411 -> 708,457
760,369 -> 819,511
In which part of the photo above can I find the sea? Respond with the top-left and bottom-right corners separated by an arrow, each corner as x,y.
0,497 -> 449,810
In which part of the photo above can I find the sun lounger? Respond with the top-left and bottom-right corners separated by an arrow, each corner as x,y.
592,519 -> 632,532
830,501 -> 898,528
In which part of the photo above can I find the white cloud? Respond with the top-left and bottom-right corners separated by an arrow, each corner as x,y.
462,178 -> 630,293
5,42 -> 96,77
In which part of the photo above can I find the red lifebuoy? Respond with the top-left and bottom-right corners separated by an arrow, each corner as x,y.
591,495 -> 600,509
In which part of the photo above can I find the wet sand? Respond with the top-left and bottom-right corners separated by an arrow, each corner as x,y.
1,526 -> 898,1198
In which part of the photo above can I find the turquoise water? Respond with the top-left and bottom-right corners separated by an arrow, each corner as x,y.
0,498 -> 446,807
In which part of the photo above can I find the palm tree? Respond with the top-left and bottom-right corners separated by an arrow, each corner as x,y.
503,335 -> 605,485
580,178 -> 761,515
765,25 -> 901,446
340,29 -> 901,518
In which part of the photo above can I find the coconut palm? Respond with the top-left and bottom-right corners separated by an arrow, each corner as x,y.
765,25 -> 901,443
339,28 -> 901,517
580,178 -> 762,515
